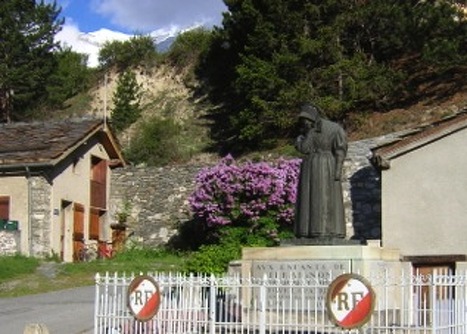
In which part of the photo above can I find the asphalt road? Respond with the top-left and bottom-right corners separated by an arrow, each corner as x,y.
0,286 -> 94,333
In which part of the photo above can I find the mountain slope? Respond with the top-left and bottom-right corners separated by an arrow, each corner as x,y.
347,64 -> 467,141
72,61 -> 467,162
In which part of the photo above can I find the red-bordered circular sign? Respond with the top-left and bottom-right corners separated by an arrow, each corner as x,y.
127,275 -> 161,322
326,273 -> 375,329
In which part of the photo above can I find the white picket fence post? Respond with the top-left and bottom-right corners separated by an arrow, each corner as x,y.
258,275 -> 267,334
209,274 -> 216,334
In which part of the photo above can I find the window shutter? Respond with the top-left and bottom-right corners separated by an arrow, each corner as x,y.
0,197 -> 10,220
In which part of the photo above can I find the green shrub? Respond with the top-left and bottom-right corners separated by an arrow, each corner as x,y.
184,241 -> 241,275
125,116 -> 183,166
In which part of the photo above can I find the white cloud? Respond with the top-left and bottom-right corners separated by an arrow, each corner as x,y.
54,0 -> 227,67
93,0 -> 227,32
55,21 -> 131,67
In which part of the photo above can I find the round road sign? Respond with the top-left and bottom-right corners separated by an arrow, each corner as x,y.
326,273 -> 375,329
127,275 -> 161,322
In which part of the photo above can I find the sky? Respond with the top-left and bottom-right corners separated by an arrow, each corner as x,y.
51,0 -> 228,66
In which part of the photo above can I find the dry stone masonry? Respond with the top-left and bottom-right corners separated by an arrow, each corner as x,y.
110,165 -> 204,247
110,133 -> 402,248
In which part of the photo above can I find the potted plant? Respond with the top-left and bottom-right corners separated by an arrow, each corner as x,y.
111,201 -> 131,230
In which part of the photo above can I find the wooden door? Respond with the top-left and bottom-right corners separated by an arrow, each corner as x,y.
60,200 -> 72,261
73,203 -> 85,261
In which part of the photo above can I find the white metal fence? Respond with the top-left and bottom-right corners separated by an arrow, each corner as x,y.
94,270 -> 467,334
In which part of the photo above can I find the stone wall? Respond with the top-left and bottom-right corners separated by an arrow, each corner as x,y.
110,133 -> 401,247
30,176 -> 52,256
0,231 -> 20,255
342,134 -> 402,241
109,165 -> 205,247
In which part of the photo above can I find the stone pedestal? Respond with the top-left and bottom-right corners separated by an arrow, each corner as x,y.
227,242 -> 409,326
229,241 -> 407,282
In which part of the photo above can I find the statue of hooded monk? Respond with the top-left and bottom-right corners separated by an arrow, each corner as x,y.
294,103 -> 348,239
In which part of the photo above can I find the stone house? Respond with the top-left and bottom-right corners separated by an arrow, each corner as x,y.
0,118 -> 125,262
371,111 -> 467,270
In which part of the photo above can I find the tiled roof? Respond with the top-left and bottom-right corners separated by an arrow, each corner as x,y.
371,110 -> 467,169
0,118 -> 109,167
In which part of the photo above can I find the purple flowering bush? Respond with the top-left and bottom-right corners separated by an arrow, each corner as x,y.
185,155 -> 300,273
191,155 -> 299,235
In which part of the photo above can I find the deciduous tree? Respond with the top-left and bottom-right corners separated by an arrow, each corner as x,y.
98,35 -> 158,70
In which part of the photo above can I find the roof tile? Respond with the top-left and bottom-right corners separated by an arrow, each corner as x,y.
0,118 -> 103,166
371,110 -> 467,169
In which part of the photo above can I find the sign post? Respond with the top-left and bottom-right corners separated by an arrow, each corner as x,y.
326,273 -> 375,329
127,275 -> 161,322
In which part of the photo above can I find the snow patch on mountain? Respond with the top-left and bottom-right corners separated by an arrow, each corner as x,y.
56,25 -> 185,67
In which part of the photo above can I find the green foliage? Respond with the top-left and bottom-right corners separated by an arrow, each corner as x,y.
125,116 -> 183,166
0,0 -> 63,121
98,35 -> 159,70
184,241 -> 241,275
166,28 -> 213,72
0,254 -> 40,281
199,0 -> 467,152
183,218 -> 294,274
111,70 -> 143,132
46,47 -> 91,108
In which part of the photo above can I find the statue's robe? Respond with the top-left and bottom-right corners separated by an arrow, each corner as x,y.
294,118 -> 348,238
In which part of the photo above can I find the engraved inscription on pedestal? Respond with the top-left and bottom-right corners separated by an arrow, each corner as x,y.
251,260 -> 351,310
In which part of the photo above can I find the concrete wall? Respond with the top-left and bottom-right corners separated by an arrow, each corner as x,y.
50,139 -> 113,261
382,129 -> 467,256
0,176 -> 29,253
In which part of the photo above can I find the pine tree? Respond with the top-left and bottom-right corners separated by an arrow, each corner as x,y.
111,71 -> 143,133
46,48 -> 90,108
201,0 -> 467,152
0,0 -> 63,122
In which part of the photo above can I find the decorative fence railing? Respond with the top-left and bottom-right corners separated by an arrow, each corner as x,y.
94,270 -> 467,334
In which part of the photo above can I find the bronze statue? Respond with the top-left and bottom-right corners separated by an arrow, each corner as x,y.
294,103 -> 348,239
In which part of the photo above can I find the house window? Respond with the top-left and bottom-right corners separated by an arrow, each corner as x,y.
91,156 -> 107,184
0,196 -> 10,220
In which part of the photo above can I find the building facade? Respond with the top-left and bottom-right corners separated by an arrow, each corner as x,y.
0,119 -> 124,262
